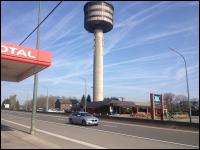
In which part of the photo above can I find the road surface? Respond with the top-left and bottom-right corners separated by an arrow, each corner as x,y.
1,110 -> 199,149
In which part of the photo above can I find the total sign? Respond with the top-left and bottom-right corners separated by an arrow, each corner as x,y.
1,42 -> 52,66
1,42 -> 37,59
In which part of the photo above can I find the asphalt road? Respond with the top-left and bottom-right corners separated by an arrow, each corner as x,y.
1,110 -> 199,149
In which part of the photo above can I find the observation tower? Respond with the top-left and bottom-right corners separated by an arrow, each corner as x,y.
84,1 -> 114,101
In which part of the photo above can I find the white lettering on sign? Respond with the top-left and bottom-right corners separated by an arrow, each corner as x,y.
1,45 -> 36,59
17,49 -> 27,57
9,47 -> 18,55
1,45 -> 8,52
28,51 -> 37,59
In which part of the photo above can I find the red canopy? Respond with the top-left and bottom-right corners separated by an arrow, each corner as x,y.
1,42 -> 52,82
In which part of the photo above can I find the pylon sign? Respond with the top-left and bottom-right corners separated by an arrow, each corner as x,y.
150,93 -> 164,120
154,95 -> 161,103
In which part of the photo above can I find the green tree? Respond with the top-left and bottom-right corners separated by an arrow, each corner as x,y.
81,94 -> 86,111
2,95 -> 18,110
15,100 -> 20,110
9,95 -> 17,110
86,94 -> 91,103
81,95 -> 86,104
23,100 -> 32,111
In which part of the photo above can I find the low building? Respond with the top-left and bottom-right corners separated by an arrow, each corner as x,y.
87,100 -> 136,115
60,100 -> 72,112
55,99 -> 78,112
4,104 -> 10,109
87,100 -> 167,117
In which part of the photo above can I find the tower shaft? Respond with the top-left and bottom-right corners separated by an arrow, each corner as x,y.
93,29 -> 103,102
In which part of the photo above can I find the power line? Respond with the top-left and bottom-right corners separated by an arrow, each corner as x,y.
19,1 -> 62,46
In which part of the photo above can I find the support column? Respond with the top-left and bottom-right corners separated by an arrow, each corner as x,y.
150,93 -> 155,120
146,106 -> 149,114
93,29 -> 103,102
136,106 -> 139,114
160,94 -> 164,121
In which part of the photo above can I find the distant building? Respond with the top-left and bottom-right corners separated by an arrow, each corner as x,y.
133,101 -> 151,115
55,99 -> 79,112
60,100 -> 72,112
133,101 -> 168,117
87,99 -> 136,115
4,104 -> 9,109
87,100 -> 167,117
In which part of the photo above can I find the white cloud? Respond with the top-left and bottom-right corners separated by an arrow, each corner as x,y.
145,27 -> 194,41
115,1 -> 169,28
175,65 -> 198,81
41,5 -> 81,43
104,52 -> 171,68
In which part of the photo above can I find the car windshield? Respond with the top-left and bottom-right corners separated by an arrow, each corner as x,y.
80,113 -> 92,117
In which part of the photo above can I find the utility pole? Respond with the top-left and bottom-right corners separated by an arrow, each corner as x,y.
26,93 -> 28,111
46,87 -> 49,112
91,86 -> 93,102
79,77 -> 87,112
169,47 -> 192,124
82,78 -> 87,112
30,1 -> 40,135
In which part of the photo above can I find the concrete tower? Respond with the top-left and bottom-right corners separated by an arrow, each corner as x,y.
84,1 -> 114,102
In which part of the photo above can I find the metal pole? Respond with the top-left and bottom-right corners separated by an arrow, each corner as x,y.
91,86 -> 93,102
26,93 -> 28,111
85,79 -> 87,112
46,87 -> 49,112
169,48 -> 192,124
79,77 -> 87,112
30,1 -> 40,135
82,78 -> 87,112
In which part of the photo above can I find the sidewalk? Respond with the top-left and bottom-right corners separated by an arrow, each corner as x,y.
1,124 -> 61,149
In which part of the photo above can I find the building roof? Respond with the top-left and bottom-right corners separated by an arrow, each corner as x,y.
87,100 -> 136,108
59,99 -> 72,104
134,101 -> 150,107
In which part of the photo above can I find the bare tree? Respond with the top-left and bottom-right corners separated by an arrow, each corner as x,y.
23,100 -> 32,111
23,95 -> 79,111
175,95 -> 188,112
163,93 -> 175,113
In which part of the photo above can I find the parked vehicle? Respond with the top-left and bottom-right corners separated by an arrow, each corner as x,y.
68,112 -> 99,126
36,108 -> 45,112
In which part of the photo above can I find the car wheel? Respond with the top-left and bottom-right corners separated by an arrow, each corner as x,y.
82,120 -> 86,126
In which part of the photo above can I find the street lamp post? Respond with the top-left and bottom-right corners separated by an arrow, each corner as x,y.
46,87 -> 49,112
169,47 -> 192,124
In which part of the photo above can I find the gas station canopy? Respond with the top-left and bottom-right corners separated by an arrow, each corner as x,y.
1,42 -> 52,82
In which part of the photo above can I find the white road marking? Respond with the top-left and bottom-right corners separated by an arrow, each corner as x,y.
4,110 -> 198,134
39,120 -> 199,149
102,125 -> 117,128
1,115 -> 199,149
58,118 -> 65,120
100,120 -> 199,134
2,110 -> 64,118
1,118 -> 106,149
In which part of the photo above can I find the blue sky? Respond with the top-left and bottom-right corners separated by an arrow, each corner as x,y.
1,1 -> 199,104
